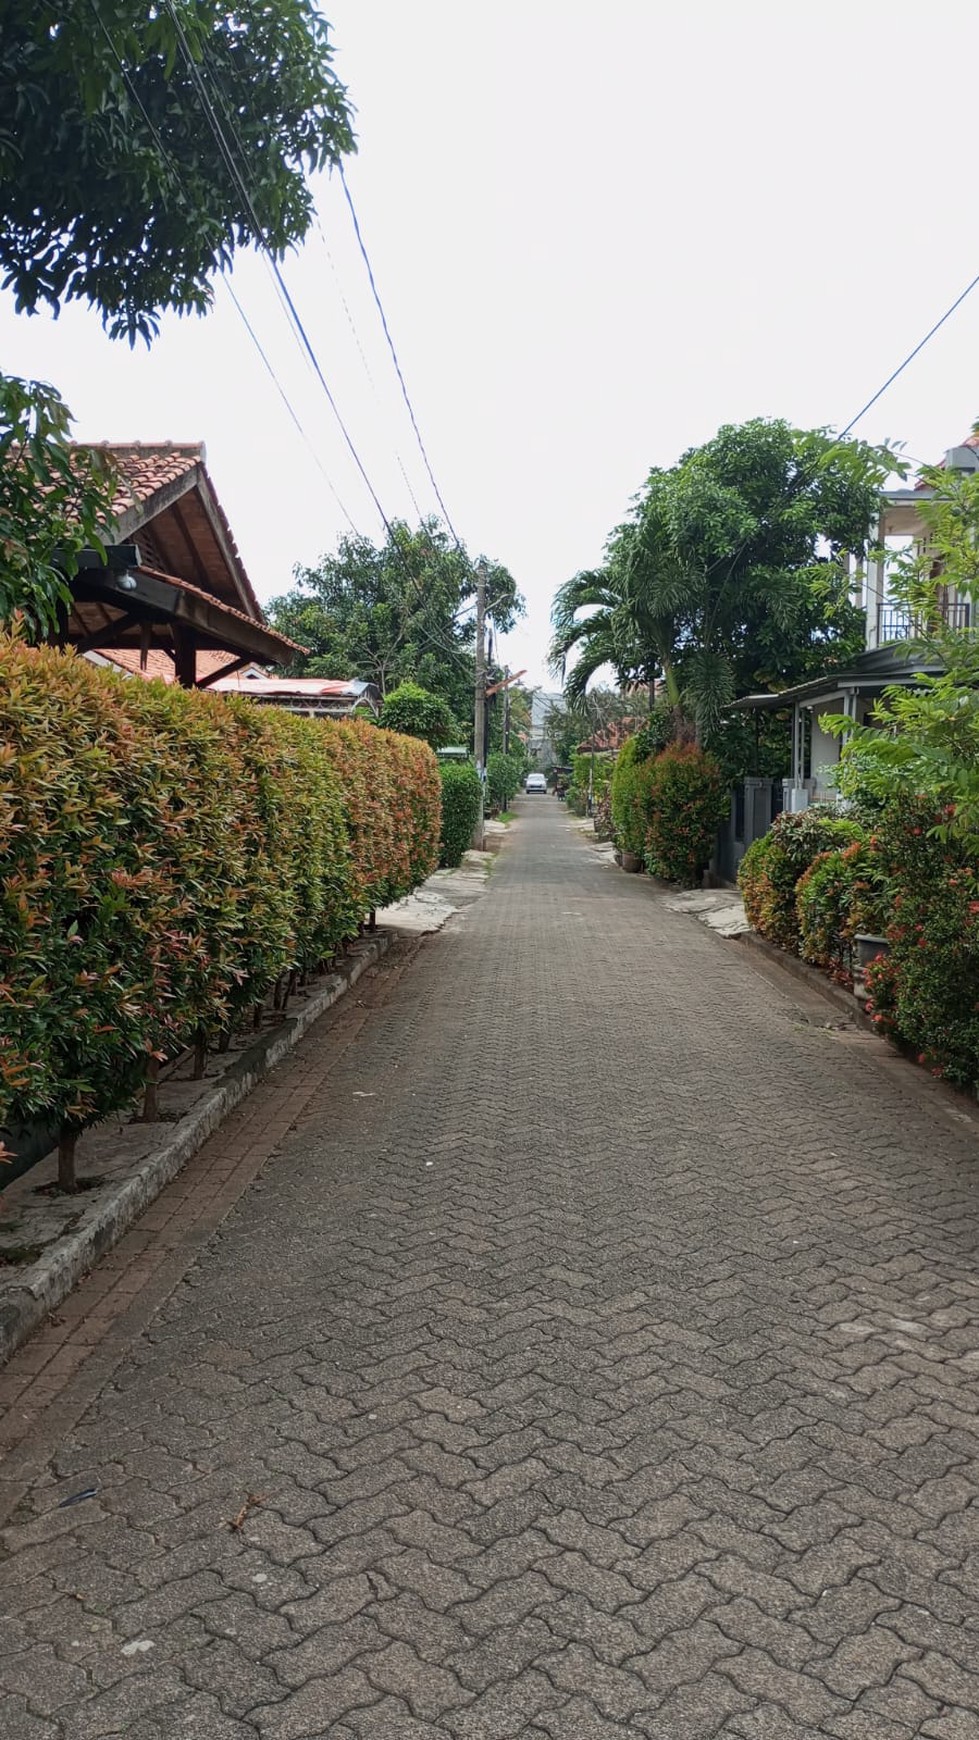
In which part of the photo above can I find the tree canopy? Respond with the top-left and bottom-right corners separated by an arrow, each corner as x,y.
551,419 -> 902,744
0,375 -> 119,634
0,1 -> 354,343
378,681 -> 459,749
268,520 -> 523,728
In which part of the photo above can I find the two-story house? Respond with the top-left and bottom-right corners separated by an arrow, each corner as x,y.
732,435 -> 979,810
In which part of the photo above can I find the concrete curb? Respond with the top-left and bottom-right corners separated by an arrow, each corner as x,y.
0,933 -> 390,1368
735,929 -> 874,1031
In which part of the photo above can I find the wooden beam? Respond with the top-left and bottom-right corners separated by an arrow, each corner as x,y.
74,568 -> 295,666
196,655 -> 254,690
193,478 -> 262,618
74,613 -> 140,655
485,669 -> 527,697
169,498 -> 215,594
171,625 -> 197,689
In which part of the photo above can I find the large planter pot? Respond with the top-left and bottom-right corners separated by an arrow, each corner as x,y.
852,932 -> 889,1004
854,932 -> 890,971
621,850 -> 643,874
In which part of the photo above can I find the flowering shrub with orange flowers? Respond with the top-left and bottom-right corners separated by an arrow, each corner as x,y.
738,807 -> 865,952
644,745 -> 728,885
796,839 -> 888,983
0,638 -> 440,1181
859,795 -> 979,1086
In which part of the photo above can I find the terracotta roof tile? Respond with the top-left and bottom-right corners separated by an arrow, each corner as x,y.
69,441 -> 265,623
96,647 -> 240,683
135,565 -> 305,653
95,441 -> 204,511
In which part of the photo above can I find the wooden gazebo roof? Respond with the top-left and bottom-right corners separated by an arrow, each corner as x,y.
58,442 -> 303,686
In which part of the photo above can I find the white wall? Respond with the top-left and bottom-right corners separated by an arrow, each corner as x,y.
810,715 -> 841,794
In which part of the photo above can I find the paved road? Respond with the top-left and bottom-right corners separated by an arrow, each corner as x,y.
4,799 -> 979,1739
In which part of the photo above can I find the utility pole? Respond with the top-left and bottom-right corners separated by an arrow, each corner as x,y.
472,558 -> 487,848
503,665 -> 511,756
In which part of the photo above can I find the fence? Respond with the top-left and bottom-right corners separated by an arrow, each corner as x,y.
712,777 -> 783,884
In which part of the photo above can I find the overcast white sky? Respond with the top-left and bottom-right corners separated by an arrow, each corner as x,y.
4,0 -> 979,686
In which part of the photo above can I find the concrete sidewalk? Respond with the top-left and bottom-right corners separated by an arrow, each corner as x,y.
3,797 -> 979,1737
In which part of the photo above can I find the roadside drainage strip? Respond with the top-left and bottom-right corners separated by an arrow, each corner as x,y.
0,932 -> 390,1368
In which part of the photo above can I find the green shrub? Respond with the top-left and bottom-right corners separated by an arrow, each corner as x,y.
796,840 -> 887,981
610,735 -> 652,855
632,703 -> 676,761
739,806 -> 865,951
644,745 -> 727,885
486,751 -> 523,810
439,760 -> 481,867
566,751 -> 614,818
0,637 -> 441,1177
738,834 -> 779,935
860,795 -> 979,1086
378,680 -> 458,749
592,791 -> 614,842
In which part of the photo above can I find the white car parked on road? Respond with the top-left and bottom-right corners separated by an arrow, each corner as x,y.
525,773 -> 548,794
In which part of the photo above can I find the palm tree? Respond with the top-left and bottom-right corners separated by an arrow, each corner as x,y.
548,567 -> 635,702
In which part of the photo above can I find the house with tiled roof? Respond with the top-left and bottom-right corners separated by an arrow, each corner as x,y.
208,671 -> 381,717
59,441 -> 302,686
576,717 -> 641,755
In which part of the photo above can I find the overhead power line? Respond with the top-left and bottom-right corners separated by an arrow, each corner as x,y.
194,27 -> 431,526
194,36 -> 479,662
100,1 -> 487,672
162,0 -> 401,546
314,215 -> 427,522
841,266 -> 979,436
89,0 -> 362,537
338,163 -> 464,548
221,278 -> 361,535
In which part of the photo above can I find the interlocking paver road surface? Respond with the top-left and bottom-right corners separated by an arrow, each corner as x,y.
4,799 -> 979,1739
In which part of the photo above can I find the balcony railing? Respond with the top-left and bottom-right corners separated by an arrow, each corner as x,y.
877,599 -> 972,644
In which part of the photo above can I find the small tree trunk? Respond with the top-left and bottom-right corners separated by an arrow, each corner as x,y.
253,1003 -> 264,1032
193,1030 -> 207,1080
141,1056 -> 160,1122
58,1128 -> 78,1194
272,976 -> 285,1012
368,909 -> 377,933
217,1029 -> 232,1054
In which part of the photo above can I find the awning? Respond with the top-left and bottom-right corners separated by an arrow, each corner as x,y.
729,656 -> 943,713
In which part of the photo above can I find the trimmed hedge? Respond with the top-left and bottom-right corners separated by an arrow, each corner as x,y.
486,750 -> 524,811
610,738 -> 656,859
439,760 -> 481,867
645,745 -> 727,885
738,808 -> 865,952
861,796 -> 979,1087
742,793 -> 979,1089
610,735 -> 725,884
0,639 -> 441,1170
567,750 -> 613,817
